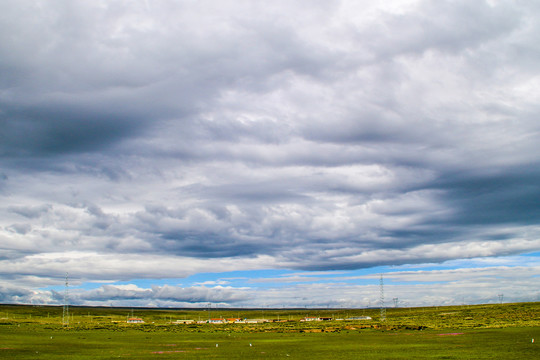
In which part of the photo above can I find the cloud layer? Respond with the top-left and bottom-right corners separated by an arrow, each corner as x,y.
1,0 -> 540,306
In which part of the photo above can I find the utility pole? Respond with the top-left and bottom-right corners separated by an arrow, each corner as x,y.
62,273 -> 69,326
379,274 -> 386,321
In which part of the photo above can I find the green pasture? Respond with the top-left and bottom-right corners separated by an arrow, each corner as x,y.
0,302 -> 538,359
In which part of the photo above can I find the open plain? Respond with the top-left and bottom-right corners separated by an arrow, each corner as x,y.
0,302 -> 538,359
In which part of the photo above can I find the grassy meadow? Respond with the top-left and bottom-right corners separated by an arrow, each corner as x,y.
0,302 -> 538,359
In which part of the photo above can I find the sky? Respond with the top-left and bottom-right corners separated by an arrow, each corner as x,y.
1,0 -> 539,309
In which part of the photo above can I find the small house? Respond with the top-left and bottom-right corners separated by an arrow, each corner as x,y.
243,319 -> 269,324
347,316 -> 372,321
300,317 -> 320,322
127,317 -> 144,324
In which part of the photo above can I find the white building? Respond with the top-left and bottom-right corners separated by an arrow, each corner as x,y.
127,317 -> 144,324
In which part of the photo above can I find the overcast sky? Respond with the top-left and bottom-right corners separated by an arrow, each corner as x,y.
1,0 -> 539,308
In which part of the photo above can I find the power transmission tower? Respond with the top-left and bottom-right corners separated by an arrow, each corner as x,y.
379,274 -> 386,321
62,273 -> 69,326
498,294 -> 504,304
393,297 -> 398,308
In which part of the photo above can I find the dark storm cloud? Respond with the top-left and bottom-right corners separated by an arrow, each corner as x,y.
432,165 -> 540,226
0,104 -> 139,156
156,232 -> 263,258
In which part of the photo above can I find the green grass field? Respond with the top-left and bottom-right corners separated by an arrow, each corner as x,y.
1,302 -> 538,359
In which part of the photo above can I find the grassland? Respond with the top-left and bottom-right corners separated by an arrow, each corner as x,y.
0,302 -> 538,359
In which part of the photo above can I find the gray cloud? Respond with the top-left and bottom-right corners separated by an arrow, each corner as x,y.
9,204 -> 51,219
0,285 -> 34,304
78,284 -> 249,304
5,223 -> 32,235
1,0 -> 540,306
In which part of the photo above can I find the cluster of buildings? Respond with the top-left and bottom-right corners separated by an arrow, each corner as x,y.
300,316 -> 372,322
174,318 -> 270,324
127,316 -> 373,324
